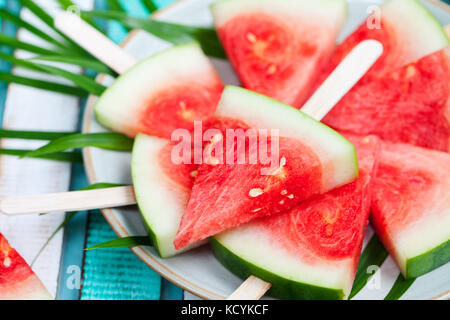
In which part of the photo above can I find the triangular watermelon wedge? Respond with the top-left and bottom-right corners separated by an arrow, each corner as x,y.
319,0 -> 449,85
371,142 -> 450,279
0,234 -> 52,300
210,135 -> 380,300
211,0 -> 347,108
323,48 -> 450,152
174,86 -> 358,250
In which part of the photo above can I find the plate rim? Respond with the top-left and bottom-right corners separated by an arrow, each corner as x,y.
82,0 -> 450,300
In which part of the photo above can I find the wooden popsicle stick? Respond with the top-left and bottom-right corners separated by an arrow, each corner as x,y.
227,40 -> 383,300
227,276 -> 272,300
301,40 -> 383,121
0,186 -> 136,216
54,12 -> 137,74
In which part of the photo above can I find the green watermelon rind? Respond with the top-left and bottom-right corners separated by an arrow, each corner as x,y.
210,238 -> 345,300
131,135 -> 166,258
405,0 -> 450,46
405,239 -> 450,279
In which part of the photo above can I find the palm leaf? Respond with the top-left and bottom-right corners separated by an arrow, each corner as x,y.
384,274 -> 416,300
0,148 -> 82,162
23,132 -> 134,158
31,55 -> 116,76
142,0 -> 158,14
55,0 -> 100,30
106,0 -> 131,31
82,10 -> 226,59
0,72 -> 88,97
32,63 -> 106,96
0,34 -> 65,56
86,236 -> 152,250
349,235 -> 389,299
0,9 -> 71,52
0,129 -> 75,140
17,0 -> 90,57
0,52 -> 106,95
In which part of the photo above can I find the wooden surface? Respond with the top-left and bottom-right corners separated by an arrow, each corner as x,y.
0,0 -> 94,298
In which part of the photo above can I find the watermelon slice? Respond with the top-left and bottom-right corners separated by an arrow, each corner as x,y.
211,0 -> 347,108
323,48 -> 450,152
371,142 -> 450,279
319,0 -> 449,84
95,42 -> 224,139
132,134 -> 207,258
210,135 -> 380,300
0,233 -> 52,300
174,86 -> 359,250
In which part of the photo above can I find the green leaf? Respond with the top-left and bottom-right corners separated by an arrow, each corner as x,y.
0,129 -> 76,140
86,236 -> 152,250
0,72 -> 88,97
0,148 -> 82,162
106,0 -> 131,31
384,274 -> 416,300
31,55 -> 116,76
82,10 -> 226,59
32,63 -> 107,96
17,0 -> 90,57
0,34 -> 64,56
0,52 -> 106,95
31,182 -> 124,266
142,0 -> 158,14
55,0 -> 100,30
349,235 -> 389,299
0,9 -> 70,52
23,132 -> 134,158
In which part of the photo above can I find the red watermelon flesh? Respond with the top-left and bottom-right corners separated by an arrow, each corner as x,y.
0,234 -> 52,300
174,118 -> 322,249
212,135 -> 380,299
317,0 -> 450,87
211,0 -> 347,108
323,48 -> 450,152
370,142 -> 450,278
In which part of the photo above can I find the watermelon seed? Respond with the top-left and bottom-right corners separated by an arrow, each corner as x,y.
267,64 -> 277,75
279,200 -> 285,205
190,170 -> 198,178
249,188 -> 264,198
247,33 -> 257,43
281,190 -> 288,196
361,137 -> 370,144
287,194 -> 294,199
405,65 -> 417,79
3,257 -> 11,267
252,208 -> 262,213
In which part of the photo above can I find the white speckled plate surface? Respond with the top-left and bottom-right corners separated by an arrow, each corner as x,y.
82,0 -> 450,300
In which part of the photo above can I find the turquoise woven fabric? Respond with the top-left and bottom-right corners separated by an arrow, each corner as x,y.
79,0 -> 182,301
